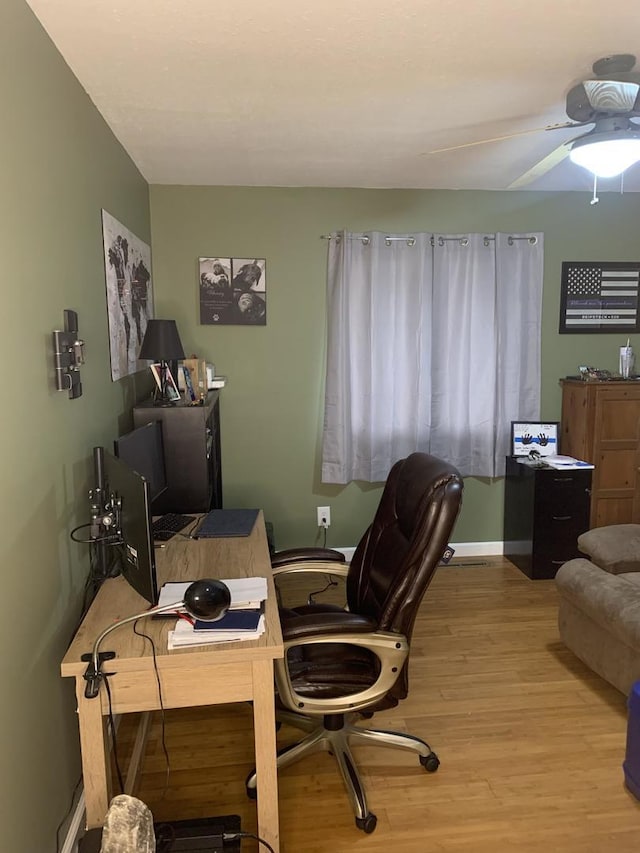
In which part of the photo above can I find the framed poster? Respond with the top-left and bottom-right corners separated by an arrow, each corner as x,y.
559,261 -> 640,333
102,210 -> 154,380
199,257 -> 266,325
511,422 -> 559,457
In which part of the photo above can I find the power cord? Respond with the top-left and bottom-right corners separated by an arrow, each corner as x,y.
99,621 -> 168,805
307,523 -> 340,603
102,674 -> 125,793
224,831 -> 276,852
155,827 -> 275,852
308,575 -> 338,605
133,620 -> 172,797
69,523 -> 121,545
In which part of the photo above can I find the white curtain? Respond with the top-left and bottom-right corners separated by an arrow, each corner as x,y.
321,231 -> 544,484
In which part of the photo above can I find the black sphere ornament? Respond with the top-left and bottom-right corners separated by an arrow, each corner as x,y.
184,578 -> 231,622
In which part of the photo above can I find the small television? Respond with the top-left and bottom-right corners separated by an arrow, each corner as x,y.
114,420 -> 167,505
103,449 -> 158,604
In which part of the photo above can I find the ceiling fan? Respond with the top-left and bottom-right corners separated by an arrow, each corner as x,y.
429,54 -> 640,188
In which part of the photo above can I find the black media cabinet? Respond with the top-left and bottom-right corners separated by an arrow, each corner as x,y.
133,391 -> 222,514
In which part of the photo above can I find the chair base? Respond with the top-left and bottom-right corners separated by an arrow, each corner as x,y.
245,711 -> 439,833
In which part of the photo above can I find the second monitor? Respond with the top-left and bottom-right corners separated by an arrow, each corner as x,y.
114,420 -> 167,505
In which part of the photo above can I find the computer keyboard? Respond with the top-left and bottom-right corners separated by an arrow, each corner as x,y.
152,512 -> 196,542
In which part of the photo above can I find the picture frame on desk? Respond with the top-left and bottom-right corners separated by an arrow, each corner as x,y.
511,421 -> 559,457
150,363 -> 181,402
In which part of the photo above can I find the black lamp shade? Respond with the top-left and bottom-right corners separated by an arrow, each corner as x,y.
139,319 -> 185,361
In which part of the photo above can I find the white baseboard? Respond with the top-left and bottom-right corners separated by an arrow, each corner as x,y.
61,713 -> 129,853
60,790 -> 85,853
336,541 -> 504,562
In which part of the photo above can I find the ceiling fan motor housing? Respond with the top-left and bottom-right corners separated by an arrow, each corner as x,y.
566,54 -> 640,122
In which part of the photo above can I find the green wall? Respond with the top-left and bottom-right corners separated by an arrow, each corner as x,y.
6,0 -> 640,847
149,185 -> 640,550
1,2 -> 151,850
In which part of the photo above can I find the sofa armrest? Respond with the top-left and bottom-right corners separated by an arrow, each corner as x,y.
556,558 -> 640,648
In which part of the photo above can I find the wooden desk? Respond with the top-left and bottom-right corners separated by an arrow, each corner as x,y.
61,513 -> 283,852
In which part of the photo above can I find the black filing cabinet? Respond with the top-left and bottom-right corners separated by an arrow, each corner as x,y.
133,391 -> 222,513
503,456 -> 592,579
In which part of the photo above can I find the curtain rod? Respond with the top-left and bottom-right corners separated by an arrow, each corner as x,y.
321,234 -> 538,246
321,234 -> 416,246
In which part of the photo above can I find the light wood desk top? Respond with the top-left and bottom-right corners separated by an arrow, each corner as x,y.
62,511 -> 283,677
61,511 -> 283,851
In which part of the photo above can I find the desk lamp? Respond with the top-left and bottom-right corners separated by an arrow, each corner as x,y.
83,578 -> 231,699
138,319 -> 185,406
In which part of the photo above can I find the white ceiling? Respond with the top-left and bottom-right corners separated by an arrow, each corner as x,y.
25,0 -> 640,192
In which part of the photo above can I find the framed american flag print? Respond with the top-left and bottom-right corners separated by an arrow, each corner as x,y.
559,261 -> 640,333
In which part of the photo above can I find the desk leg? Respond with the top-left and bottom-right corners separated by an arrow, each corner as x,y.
75,677 -> 112,828
252,660 -> 280,853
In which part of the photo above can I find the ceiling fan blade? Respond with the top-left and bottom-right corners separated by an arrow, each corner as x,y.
507,141 -> 572,189
424,122 -> 581,155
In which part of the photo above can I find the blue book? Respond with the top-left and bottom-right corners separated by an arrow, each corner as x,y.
194,609 -> 262,632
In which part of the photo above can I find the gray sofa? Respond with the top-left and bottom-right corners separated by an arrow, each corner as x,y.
555,524 -> 640,695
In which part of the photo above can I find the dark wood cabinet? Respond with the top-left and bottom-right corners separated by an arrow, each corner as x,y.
133,391 -> 222,513
560,379 -> 640,527
503,456 -> 591,579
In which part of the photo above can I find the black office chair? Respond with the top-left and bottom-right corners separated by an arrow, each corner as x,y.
246,452 -> 464,833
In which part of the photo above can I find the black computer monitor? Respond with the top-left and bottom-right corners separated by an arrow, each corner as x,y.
103,449 -> 158,604
114,420 -> 167,505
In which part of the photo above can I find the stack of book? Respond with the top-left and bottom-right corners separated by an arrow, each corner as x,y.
157,577 -> 268,649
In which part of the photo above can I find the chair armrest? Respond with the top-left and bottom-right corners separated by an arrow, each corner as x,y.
271,547 -> 346,568
272,560 -> 350,579
280,611 -> 375,642
275,626 -> 409,716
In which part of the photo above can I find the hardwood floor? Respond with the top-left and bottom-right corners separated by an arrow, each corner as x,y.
118,559 -> 640,851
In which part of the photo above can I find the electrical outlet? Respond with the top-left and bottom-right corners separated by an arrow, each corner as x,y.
317,506 -> 331,528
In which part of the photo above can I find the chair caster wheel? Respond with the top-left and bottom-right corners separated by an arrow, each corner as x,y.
355,813 -> 377,833
420,751 -> 440,772
245,770 -> 258,799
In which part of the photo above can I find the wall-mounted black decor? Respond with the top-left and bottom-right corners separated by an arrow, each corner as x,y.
559,261 -> 640,333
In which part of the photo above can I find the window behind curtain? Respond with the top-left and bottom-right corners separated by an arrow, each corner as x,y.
321,231 -> 544,484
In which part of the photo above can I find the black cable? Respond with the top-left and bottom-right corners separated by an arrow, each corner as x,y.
69,524 -> 121,545
308,575 -> 339,605
133,620 -> 171,796
68,541 -> 122,643
102,674 -> 125,794
224,831 -> 276,852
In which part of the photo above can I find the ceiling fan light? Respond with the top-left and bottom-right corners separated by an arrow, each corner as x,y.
570,136 -> 640,178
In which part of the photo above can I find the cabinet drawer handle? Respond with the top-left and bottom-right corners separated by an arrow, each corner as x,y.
551,560 -> 565,565
552,515 -> 572,521
552,477 -> 573,483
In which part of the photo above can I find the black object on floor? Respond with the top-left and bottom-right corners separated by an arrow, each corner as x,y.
79,814 -> 241,852
155,814 -> 241,852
